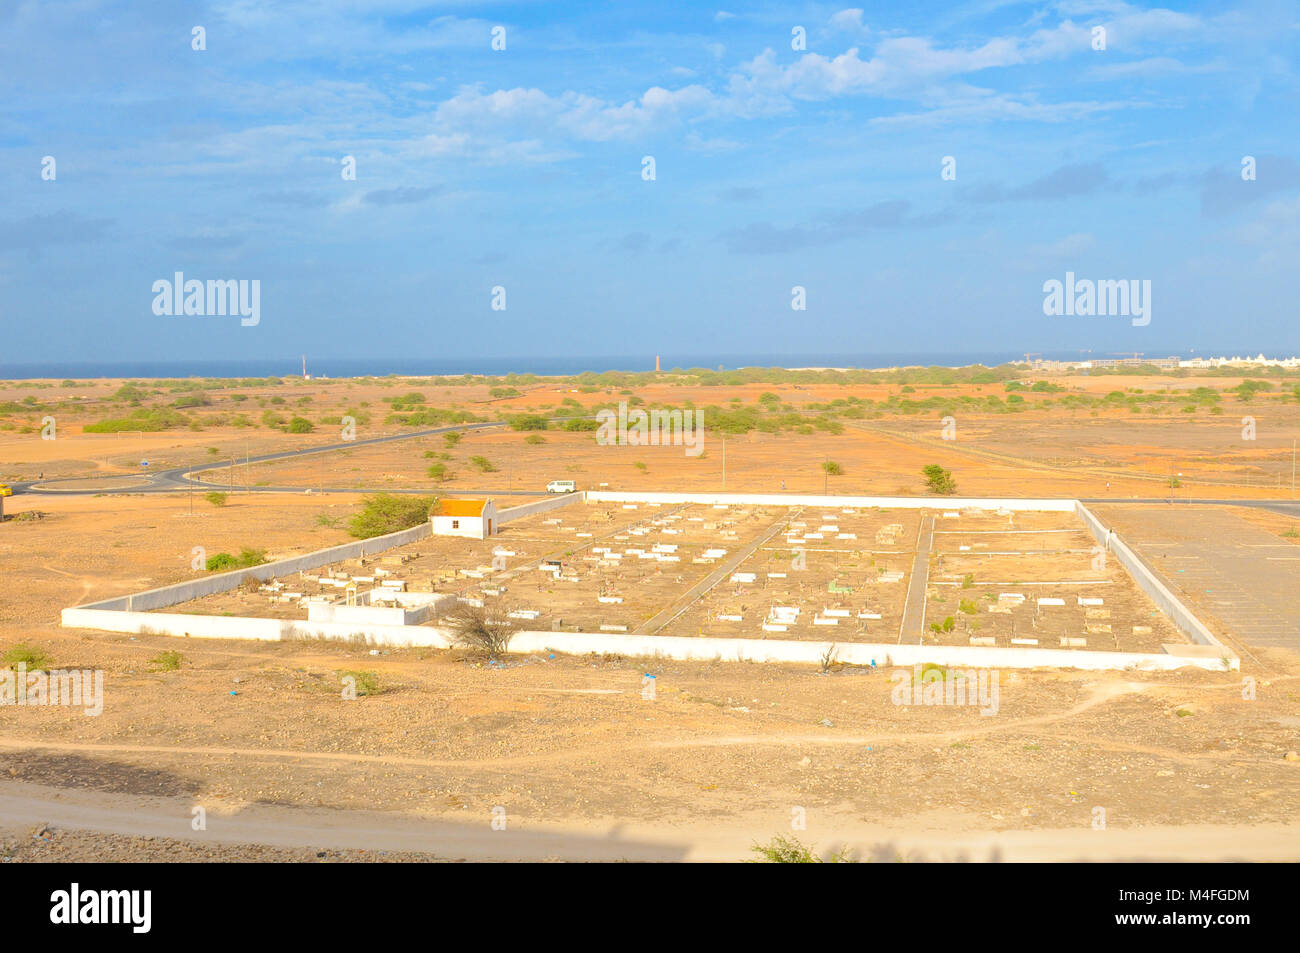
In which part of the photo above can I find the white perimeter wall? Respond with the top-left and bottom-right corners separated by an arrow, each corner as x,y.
586,491 -> 1076,511
59,606 -> 1235,671
67,496 -> 578,614
495,492 -> 585,524
1073,502 -> 1224,649
61,490 -> 1233,672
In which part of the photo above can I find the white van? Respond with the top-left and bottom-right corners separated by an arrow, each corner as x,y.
546,480 -> 577,494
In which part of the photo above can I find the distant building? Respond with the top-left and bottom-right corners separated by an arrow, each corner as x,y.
430,499 -> 497,539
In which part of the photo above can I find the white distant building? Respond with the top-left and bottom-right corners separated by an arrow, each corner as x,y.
1178,354 -> 1300,369
430,499 -> 497,539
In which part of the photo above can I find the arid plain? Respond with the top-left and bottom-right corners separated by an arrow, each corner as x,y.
2,366 -> 1298,861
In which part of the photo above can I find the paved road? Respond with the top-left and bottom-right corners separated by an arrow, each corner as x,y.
11,431 -> 1300,519
9,421 -> 534,497
1080,498 -> 1300,518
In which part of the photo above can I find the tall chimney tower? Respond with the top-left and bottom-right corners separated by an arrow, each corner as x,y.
655,354 -> 661,372
302,354 -> 307,378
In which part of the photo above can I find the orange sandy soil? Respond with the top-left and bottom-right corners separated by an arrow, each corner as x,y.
187,423 -> 1295,500
3,374 -> 1300,860
2,494 -> 1298,860
3,372 -> 1298,497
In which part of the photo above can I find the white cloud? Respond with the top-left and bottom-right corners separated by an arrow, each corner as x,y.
829,9 -> 866,32
432,84 -> 716,143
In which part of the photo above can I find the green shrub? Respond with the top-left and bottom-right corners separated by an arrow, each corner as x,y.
205,548 -> 266,571
339,670 -> 381,696
151,650 -> 184,671
348,493 -> 438,539
506,414 -> 548,431
922,464 -> 957,495
749,835 -> 856,863
204,491 -> 228,507
3,644 -> 51,671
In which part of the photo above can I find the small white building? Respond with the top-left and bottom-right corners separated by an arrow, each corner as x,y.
430,498 -> 497,539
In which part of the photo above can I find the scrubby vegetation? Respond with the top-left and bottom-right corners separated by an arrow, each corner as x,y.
347,493 -> 437,539
749,835 -> 857,863
2,644 -> 51,671
444,602 -> 516,660
205,548 -> 268,571
922,464 -> 957,495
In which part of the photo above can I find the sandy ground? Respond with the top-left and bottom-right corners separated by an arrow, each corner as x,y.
2,373 -> 1299,861
1,631 -> 1298,861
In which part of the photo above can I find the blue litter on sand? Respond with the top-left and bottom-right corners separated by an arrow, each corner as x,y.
644,673 -> 656,679
229,690 -> 238,696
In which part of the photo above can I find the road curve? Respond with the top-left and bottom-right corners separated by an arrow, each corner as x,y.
11,421 -> 523,497
9,424 -> 1300,515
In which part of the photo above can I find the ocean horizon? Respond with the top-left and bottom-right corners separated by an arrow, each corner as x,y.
0,350 -> 1245,381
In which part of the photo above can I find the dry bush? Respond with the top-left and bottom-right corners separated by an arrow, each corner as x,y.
444,601 -> 517,660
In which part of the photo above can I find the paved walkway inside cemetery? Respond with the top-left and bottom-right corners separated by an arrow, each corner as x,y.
898,514 -> 934,644
636,508 -> 804,635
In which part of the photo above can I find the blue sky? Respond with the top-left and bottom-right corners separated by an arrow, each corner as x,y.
1,0 -> 1298,368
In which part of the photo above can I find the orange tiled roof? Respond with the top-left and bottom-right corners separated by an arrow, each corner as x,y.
436,499 -> 488,517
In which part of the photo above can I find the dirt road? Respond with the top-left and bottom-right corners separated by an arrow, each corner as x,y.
3,779 -> 1295,862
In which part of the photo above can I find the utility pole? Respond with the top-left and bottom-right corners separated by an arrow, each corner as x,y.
1293,440 -> 1296,499
722,435 -> 726,491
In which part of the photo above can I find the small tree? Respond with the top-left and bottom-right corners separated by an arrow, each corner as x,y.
348,493 -> 438,539
822,461 -> 843,476
204,491 -> 228,507
444,602 -> 516,660
443,432 -> 462,448
922,464 -> 957,495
